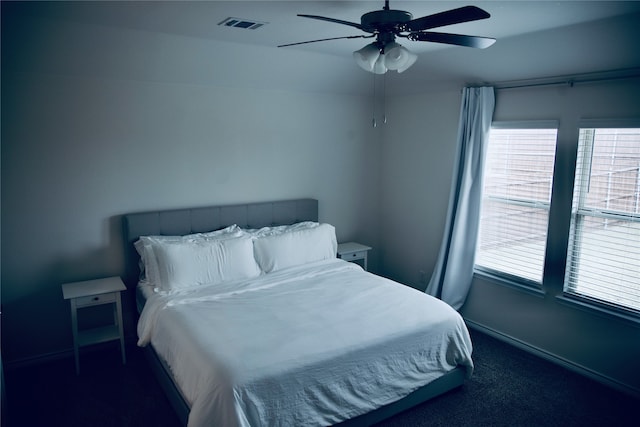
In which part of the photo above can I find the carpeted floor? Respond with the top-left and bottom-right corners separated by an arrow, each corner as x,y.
4,329 -> 637,426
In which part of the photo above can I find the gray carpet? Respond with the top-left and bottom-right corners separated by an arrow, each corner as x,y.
4,329 -> 637,426
377,330 -> 637,427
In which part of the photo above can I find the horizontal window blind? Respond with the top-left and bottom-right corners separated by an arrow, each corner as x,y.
564,127 -> 640,312
475,126 -> 558,283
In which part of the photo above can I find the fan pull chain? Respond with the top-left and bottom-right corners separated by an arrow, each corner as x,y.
372,72 -> 377,128
383,72 -> 387,124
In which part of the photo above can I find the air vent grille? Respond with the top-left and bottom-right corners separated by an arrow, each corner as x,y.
218,17 -> 267,30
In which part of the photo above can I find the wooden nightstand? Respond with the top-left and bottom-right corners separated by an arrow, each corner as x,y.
337,242 -> 372,271
62,276 -> 127,374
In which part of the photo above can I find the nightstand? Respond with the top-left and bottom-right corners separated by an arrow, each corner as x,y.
62,276 -> 127,374
337,242 -> 372,271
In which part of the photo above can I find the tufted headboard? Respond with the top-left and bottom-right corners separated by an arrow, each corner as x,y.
122,198 -> 318,291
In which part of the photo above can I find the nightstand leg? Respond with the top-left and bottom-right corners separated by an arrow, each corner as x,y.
70,300 -> 80,375
114,294 -> 126,365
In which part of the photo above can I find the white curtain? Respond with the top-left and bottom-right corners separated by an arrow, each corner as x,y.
426,86 -> 495,310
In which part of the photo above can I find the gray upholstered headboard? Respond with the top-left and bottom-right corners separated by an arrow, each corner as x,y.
122,198 -> 319,291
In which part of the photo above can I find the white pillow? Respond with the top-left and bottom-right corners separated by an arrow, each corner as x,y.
153,236 -> 261,291
243,221 -> 320,238
134,224 -> 243,285
253,223 -> 337,273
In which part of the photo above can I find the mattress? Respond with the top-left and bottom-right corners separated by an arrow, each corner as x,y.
137,259 -> 473,427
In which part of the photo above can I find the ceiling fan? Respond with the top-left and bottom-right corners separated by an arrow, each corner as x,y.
278,1 -> 496,74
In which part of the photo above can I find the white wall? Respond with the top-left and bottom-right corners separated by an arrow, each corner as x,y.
381,79 -> 640,395
379,83 -> 462,287
1,15 -> 381,362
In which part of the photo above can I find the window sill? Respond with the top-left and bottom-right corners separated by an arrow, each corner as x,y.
473,269 -> 546,298
556,294 -> 640,328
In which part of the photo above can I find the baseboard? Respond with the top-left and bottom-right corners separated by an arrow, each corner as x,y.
4,348 -> 74,371
4,336 -> 137,371
464,318 -> 640,399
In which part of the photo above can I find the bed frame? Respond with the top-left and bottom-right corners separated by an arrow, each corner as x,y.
123,198 -> 466,426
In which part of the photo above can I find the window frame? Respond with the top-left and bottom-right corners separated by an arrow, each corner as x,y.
474,120 -> 559,289
560,119 -> 640,317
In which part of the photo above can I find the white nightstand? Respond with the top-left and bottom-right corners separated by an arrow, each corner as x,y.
337,242 -> 372,271
62,276 -> 127,374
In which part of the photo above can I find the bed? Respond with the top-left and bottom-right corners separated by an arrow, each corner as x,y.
123,199 -> 473,427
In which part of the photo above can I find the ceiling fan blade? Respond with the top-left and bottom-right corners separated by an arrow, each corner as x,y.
404,6 -> 490,32
409,31 -> 496,49
278,34 -> 373,48
297,14 -> 364,31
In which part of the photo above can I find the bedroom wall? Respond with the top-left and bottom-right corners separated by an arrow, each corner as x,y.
378,82 -> 462,288
379,79 -> 640,395
1,13 -> 381,363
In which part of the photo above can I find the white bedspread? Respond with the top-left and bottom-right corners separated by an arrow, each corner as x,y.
137,259 -> 473,427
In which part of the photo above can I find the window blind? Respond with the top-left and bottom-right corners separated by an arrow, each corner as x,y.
564,127 -> 640,312
475,124 -> 558,283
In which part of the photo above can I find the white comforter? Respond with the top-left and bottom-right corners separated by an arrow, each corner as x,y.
137,259 -> 473,427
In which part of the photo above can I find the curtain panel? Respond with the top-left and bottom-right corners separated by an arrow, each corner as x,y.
426,86 -> 495,310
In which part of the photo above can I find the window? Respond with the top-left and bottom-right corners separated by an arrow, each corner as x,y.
564,125 -> 640,312
475,122 -> 558,284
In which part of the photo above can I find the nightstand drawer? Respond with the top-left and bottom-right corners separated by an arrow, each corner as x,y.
74,292 -> 117,308
342,250 -> 367,260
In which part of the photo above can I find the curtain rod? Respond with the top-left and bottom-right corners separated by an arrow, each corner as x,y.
472,68 -> 640,90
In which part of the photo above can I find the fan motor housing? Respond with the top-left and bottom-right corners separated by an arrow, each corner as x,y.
361,9 -> 413,32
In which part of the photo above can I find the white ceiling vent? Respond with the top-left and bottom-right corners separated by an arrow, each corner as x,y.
218,17 -> 267,30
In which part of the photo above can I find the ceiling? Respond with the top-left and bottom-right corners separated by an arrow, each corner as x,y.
13,1 -> 640,54
6,1 -> 640,93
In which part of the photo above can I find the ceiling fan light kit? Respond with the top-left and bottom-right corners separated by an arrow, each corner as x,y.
353,41 -> 417,74
279,1 -> 496,74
